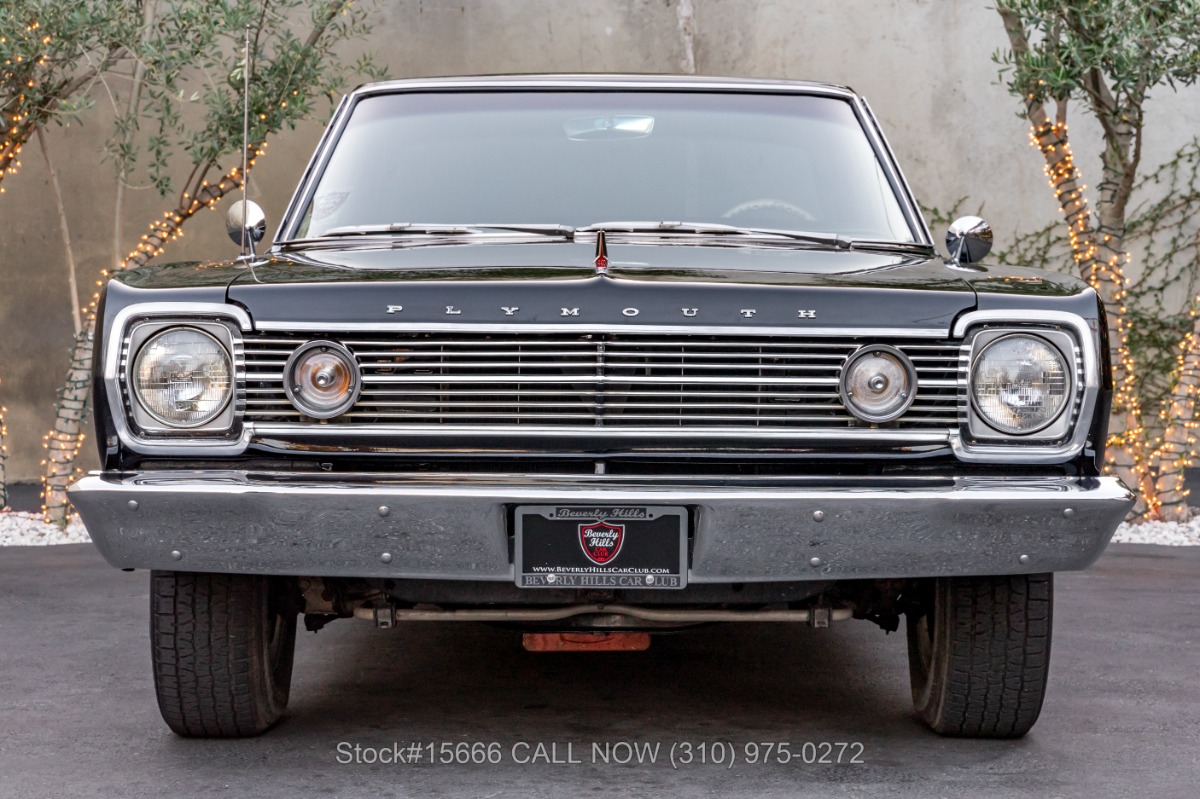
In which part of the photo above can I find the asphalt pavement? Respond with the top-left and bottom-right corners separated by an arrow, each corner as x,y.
1,543 -> 1197,798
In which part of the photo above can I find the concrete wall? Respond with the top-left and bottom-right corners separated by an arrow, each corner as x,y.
2,0 -> 1199,480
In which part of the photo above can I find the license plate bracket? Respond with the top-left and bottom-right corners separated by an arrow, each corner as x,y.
514,505 -> 687,590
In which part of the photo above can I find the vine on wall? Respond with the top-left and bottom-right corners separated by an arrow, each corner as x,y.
995,139 -> 1200,423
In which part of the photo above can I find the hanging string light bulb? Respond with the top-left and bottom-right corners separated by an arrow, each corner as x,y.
0,377 -> 9,510
1025,113 -> 1156,512
40,142 -> 268,523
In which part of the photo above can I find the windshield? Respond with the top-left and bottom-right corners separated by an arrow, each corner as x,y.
293,90 -> 917,244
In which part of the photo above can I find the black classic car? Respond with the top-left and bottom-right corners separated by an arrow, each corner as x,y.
70,76 -> 1134,739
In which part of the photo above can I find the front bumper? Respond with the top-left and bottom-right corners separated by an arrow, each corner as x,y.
68,470 -> 1134,582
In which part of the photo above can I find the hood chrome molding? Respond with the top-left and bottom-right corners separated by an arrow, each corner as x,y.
252,320 -> 952,337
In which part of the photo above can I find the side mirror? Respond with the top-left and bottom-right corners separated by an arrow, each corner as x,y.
945,216 -> 993,264
226,200 -> 267,257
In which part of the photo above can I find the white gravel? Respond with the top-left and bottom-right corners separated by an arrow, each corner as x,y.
0,511 -> 92,546
1110,516 -> 1200,546
1,508 -> 1198,546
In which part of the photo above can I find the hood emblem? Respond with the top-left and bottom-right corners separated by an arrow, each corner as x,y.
594,230 -> 609,273
579,520 -> 624,565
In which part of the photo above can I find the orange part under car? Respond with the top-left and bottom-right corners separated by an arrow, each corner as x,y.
522,632 -> 652,652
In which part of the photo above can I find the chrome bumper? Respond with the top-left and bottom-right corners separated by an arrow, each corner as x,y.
69,471 -> 1134,581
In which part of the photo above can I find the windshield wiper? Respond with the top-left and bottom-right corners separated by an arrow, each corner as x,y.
579,221 -> 852,249
313,223 -> 575,239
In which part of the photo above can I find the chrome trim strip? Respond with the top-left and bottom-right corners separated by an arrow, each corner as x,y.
270,93 -> 350,245
74,470 -> 1130,500
355,374 -> 843,385
857,95 -> 933,245
248,423 -> 953,442
949,309 -> 1100,464
252,321 -> 951,337
349,76 -> 861,99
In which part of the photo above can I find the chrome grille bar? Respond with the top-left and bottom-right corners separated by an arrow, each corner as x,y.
241,331 -> 963,431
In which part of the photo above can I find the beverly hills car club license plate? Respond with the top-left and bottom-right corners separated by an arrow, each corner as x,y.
514,506 -> 688,589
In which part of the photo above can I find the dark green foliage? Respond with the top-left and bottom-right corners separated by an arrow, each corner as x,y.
995,1 -> 1200,118
1,1 -> 383,196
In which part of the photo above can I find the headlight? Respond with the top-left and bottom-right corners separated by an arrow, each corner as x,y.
839,344 -> 916,423
132,327 -> 233,428
971,334 -> 1069,435
284,340 -> 361,419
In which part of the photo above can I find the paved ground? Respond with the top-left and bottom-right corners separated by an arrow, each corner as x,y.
1,544 -> 1197,798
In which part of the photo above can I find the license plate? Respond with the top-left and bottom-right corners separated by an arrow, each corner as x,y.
514,505 -> 687,589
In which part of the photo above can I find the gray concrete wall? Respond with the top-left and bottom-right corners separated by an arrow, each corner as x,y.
2,0 -> 1198,480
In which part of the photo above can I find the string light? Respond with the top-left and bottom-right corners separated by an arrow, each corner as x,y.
1028,112 -> 1200,520
1151,299 -> 1200,520
1026,118 -> 1161,512
39,142 -> 268,522
0,377 -> 9,510
0,16 -> 51,192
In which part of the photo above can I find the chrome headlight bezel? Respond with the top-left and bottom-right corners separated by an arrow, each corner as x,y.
124,320 -> 239,434
967,328 -> 1077,442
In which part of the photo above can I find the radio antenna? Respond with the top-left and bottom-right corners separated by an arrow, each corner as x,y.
240,25 -> 251,257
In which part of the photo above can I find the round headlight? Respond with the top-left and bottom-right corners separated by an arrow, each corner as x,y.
284,340 -> 361,419
840,344 -> 916,423
971,334 -> 1070,435
133,327 -> 233,428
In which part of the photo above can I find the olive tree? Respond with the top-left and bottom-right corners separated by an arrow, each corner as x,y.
996,0 -> 1200,519
2,2 -> 143,508
0,3 -> 138,193
36,0 -> 380,521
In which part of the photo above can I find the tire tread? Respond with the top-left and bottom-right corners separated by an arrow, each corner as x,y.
913,573 -> 1052,738
150,571 -> 293,738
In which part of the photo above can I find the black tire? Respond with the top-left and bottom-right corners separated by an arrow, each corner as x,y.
906,573 -> 1052,738
150,571 -> 298,738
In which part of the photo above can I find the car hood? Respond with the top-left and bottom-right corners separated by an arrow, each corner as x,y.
225,242 -> 977,334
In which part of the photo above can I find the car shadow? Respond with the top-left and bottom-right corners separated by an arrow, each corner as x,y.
279,617 -> 917,742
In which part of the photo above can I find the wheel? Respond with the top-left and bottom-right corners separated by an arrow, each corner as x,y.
150,571 -> 299,737
905,573 -> 1052,738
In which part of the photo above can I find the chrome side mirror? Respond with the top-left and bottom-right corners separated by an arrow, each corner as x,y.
226,200 -> 267,257
945,216 -> 993,264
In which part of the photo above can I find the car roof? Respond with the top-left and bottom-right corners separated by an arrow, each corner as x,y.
348,74 -> 858,99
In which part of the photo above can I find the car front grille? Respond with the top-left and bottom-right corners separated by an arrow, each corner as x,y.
241,331 -> 963,431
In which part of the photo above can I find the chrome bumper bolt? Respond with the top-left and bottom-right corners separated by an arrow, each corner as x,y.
812,510 -> 825,522
380,552 -> 393,564
809,556 -> 823,568
378,506 -> 390,517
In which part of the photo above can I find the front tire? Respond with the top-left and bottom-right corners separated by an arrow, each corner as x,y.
150,571 -> 298,737
906,573 -> 1052,738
